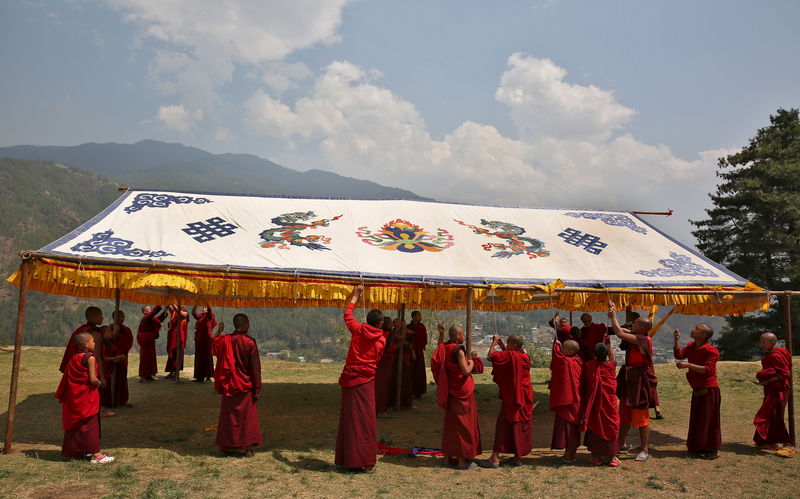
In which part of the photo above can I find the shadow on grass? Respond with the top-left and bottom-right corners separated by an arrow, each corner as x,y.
21,448 -> 64,462
271,449 -> 332,472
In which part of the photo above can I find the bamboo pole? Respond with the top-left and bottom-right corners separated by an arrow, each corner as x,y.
784,291 -> 795,445
111,288 -> 121,407
394,304 -> 406,408
3,259 -> 32,455
465,287 -> 473,356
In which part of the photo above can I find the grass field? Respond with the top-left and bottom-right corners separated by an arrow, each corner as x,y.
1,347 -> 799,498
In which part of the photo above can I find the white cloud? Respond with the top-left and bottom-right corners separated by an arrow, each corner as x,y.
156,104 -> 202,133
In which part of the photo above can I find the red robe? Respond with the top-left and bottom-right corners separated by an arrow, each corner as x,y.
410,321 -> 428,397
335,303 -> 389,468
753,347 -> 792,446
580,359 -> 619,457
193,309 -> 217,380
101,325 -> 134,408
431,342 -> 483,459
550,342 -> 582,451
549,319 -> 575,343
578,322 -> 609,363
390,338 -> 413,408
489,349 -> 533,457
137,306 -> 166,378
165,309 -> 188,373
56,351 -> 100,457
212,331 -> 262,450
617,335 -> 657,409
674,340 -> 721,452
374,332 -> 397,413
60,324 -> 100,373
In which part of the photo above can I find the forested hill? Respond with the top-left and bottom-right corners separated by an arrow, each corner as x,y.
0,140 -> 426,200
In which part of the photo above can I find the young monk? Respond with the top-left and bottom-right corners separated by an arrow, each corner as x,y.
578,313 -> 610,363
335,285 -> 390,473
103,311 -> 134,409
55,332 -> 115,463
753,332 -> 795,456
550,334 -> 583,463
137,305 -> 166,382
431,323 -> 484,470
374,317 -> 397,417
581,343 -> 621,467
674,324 -> 721,459
477,334 -> 533,468
609,301 -> 656,462
409,311 -> 428,398
165,305 -> 189,379
212,314 -> 262,457
192,305 -> 217,383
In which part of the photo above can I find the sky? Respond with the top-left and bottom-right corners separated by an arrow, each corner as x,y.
2,0 -> 799,246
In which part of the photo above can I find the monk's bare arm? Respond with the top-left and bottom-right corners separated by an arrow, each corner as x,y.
487,334 -> 501,358
457,348 -> 473,375
87,356 -> 101,387
214,322 -> 225,338
437,324 -> 445,346
676,362 -> 710,374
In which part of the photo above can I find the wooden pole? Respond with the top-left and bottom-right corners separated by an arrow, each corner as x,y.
3,259 -> 32,455
176,304 -> 183,383
394,304 -> 406,408
784,291 -> 795,445
465,287 -> 473,356
111,288 -> 121,407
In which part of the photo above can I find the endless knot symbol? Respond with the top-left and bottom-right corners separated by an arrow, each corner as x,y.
124,193 -> 213,214
182,217 -> 238,243
70,230 -> 174,258
557,228 -> 608,255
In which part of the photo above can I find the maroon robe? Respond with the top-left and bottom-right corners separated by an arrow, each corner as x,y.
389,339 -> 413,408
56,352 -> 101,457
580,359 -> 620,457
193,308 -> 217,380
374,334 -> 397,413
165,309 -> 188,373
617,335 -> 657,409
489,349 -> 534,457
137,306 -> 166,378
675,340 -> 721,452
753,347 -> 792,446
212,331 -> 262,450
60,324 -> 100,373
431,342 -> 483,459
549,319 -> 575,343
101,325 -> 133,408
410,321 -> 428,396
549,342 -> 582,451
335,303 -> 389,469
578,322 -> 610,363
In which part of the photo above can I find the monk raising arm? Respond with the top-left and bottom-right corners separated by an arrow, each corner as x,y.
437,323 -> 446,346
674,329 -> 715,375
457,347 -> 474,376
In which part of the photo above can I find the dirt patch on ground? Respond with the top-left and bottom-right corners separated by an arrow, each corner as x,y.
21,483 -> 105,499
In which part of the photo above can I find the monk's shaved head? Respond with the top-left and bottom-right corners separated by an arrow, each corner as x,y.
507,334 -> 524,349
563,339 -> 580,356
233,313 -> 249,330
696,323 -> 713,339
85,306 -> 103,323
594,343 -> 609,362
632,317 -> 652,335
761,332 -> 778,344
449,325 -> 464,342
74,332 -> 93,348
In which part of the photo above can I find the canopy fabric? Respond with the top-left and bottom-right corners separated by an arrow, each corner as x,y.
7,190 -> 770,314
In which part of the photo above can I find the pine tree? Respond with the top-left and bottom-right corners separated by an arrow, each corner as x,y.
691,108 -> 800,359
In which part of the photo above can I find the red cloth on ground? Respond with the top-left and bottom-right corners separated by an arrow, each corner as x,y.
753,347 -> 792,445
687,386 -> 722,452
432,342 -> 481,459
410,322 -> 428,397
374,334 -> 396,413
165,309 -> 188,373
212,331 -> 262,451
59,324 -> 99,373
338,303 -> 388,387
549,342 -> 582,424
617,335 -> 657,409
102,325 -> 133,408
578,322 -> 609,362
193,309 -> 216,380
56,352 -> 100,430
335,380 -> 378,468
580,359 -> 619,444
489,350 -> 534,423
551,415 -> 581,452
61,414 -> 101,458
493,413 -> 532,457
137,306 -> 165,378
674,340 -> 719,388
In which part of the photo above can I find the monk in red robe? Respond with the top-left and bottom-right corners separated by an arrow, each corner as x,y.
477,334 -> 533,468
101,311 -> 134,409
609,301 -> 655,462
335,285 -> 390,473
390,321 -> 414,410
581,343 -> 620,466
431,323 -> 484,470
56,332 -> 114,463
192,305 -> 217,382
674,324 -> 721,459
753,332 -> 795,455
578,313 -> 610,363
137,305 -> 166,382
374,317 -> 397,417
549,313 -> 575,343
60,307 -> 105,380
212,314 -> 262,456
550,335 -> 582,463
165,305 -> 189,379
409,311 -> 428,398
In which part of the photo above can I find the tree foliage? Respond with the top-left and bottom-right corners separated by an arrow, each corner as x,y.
691,108 -> 800,359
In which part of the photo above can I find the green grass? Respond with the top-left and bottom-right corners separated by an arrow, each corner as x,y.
1,347 -> 799,498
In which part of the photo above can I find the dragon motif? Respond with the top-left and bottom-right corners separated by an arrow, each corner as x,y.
454,219 -> 550,259
259,211 -> 343,251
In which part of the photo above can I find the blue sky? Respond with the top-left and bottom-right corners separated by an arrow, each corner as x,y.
2,1 -> 799,245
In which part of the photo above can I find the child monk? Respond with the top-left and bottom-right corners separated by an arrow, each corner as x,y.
674,324 -> 721,459
549,334 -> 582,463
55,332 -> 115,463
581,343 -> 620,467
477,333 -> 533,468
753,332 -> 795,456
137,305 -> 167,382
431,323 -> 483,470
60,307 -> 105,386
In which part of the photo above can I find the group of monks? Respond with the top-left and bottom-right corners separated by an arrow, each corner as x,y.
53,288 -> 795,466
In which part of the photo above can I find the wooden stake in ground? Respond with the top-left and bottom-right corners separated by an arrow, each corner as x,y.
465,287 -> 473,356
3,257 -> 32,455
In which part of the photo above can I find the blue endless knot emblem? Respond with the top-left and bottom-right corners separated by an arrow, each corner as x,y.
124,193 -> 213,214
70,230 -> 174,258
563,212 -> 647,234
182,217 -> 238,243
557,228 -> 608,255
636,252 -> 718,278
